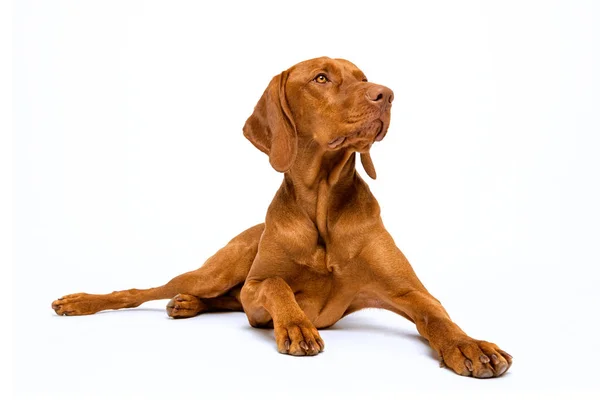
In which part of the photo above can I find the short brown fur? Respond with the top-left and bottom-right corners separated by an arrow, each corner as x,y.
52,57 -> 512,378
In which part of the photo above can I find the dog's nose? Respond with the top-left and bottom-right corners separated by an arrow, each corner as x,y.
366,85 -> 394,105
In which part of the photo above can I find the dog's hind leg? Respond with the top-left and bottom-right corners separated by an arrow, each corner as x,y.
51,224 -> 263,317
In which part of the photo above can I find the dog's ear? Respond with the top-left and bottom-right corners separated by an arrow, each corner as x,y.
360,152 -> 377,179
243,71 -> 297,173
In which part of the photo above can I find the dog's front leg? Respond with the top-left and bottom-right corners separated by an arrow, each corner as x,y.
382,289 -> 512,378
241,277 -> 324,356
365,231 -> 512,378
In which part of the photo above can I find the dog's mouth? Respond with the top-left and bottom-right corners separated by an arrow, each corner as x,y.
327,136 -> 347,148
328,119 -> 387,150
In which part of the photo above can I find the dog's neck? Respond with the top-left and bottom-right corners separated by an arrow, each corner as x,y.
288,141 -> 356,188
283,140 -> 362,241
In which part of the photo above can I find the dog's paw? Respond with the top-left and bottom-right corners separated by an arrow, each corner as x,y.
166,294 -> 206,318
274,318 -> 324,356
51,293 -> 100,316
440,338 -> 512,378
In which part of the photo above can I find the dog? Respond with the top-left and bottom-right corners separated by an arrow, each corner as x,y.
52,57 -> 512,378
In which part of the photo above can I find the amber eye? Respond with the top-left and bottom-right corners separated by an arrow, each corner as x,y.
314,74 -> 329,84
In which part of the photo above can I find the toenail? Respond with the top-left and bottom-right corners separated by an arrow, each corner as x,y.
317,338 -> 325,350
465,359 -> 473,371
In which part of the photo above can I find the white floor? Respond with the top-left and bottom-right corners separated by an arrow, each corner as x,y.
14,291 -> 598,399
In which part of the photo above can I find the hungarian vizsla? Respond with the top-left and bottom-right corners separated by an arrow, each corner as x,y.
52,57 -> 512,378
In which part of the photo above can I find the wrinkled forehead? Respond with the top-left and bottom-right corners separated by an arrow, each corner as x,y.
288,57 -> 367,81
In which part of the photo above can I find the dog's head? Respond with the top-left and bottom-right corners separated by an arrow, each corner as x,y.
243,57 -> 393,179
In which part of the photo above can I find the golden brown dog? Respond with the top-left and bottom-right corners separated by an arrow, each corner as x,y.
52,57 -> 512,378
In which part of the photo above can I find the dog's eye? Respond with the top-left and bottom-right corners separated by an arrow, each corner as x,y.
362,77 -> 368,82
314,74 -> 329,84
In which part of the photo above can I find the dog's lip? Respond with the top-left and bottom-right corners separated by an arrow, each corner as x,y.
374,123 -> 386,141
328,120 -> 386,149
328,136 -> 346,148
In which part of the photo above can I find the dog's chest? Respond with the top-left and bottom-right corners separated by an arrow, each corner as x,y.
292,246 -> 364,327
296,244 -> 333,274
295,242 -> 357,277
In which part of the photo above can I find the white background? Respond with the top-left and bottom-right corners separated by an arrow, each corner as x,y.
12,0 -> 600,399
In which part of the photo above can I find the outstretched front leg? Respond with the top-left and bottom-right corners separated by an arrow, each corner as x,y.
365,231 -> 513,378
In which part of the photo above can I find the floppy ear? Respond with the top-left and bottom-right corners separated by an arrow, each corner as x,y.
243,71 -> 298,172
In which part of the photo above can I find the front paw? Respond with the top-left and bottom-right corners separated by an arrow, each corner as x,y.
440,338 -> 512,378
274,318 -> 325,356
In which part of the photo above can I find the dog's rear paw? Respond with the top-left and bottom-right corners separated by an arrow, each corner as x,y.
52,293 -> 100,316
440,338 -> 512,378
275,318 -> 325,356
166,294 -> 206,318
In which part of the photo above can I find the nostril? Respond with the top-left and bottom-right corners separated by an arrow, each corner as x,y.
366,88 -> 384,102
366,85 -> 393,104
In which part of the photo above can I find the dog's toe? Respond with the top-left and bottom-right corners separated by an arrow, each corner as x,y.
275,318 -> 324,356
51,293 -> 99,316
440,338 -> 512,378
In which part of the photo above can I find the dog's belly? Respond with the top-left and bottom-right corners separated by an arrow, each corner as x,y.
292,268 -> 360,329
296,289 -> 352,329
